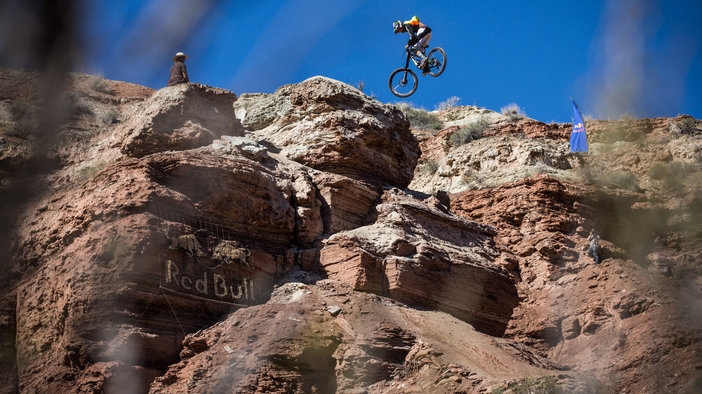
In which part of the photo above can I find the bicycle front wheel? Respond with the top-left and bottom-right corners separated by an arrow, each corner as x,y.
426,47 -> 447,77
388,68 -> 418,98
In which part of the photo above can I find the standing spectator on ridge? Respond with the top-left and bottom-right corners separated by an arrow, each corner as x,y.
167,52 -> 189,86
393,16 -> 432,74
587,230 -> 602,264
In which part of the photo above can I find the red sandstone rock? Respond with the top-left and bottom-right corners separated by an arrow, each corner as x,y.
120,83 -> 245,158
0,69 -> 700,394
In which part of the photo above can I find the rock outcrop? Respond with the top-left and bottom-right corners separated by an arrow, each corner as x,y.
120,83 -> 245,158
320,188 -> 518,336
4,74 -> 509,393
1,69 -> 700,394
236,76 -> 420,188
148,280 -> 562,394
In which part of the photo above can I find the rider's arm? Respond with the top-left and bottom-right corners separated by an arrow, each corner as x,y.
404,22 -> 417,38
405,24 -> 418,45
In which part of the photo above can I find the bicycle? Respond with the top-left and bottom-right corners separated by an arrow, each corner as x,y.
388,45 -> 446,98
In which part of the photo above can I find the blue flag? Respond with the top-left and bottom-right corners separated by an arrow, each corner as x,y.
569,99 -> 588,153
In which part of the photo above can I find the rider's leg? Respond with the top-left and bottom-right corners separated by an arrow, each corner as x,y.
417,31 -> 432,54
416,31 -> 433,69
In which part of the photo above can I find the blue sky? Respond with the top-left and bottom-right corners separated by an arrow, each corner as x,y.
79,0 -> 702,123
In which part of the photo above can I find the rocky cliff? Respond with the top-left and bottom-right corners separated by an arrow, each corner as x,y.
0,68 -> 700,393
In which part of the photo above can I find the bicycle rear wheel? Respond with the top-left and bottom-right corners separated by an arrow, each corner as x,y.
426,47 -> 447,77
388,68 -> 418,98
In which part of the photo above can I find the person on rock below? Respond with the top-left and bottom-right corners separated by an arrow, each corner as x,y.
587,230 -> 602,264
167,52 -> 189,86
393,15 -> 432,75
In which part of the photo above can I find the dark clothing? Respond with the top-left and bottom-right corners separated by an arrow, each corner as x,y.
168,61 -> 189,86
403,20 -> 431,41
406,24 -> 431,40
587,234 -> 601,264
401,19 -> 432,56
588,244 -> 601,264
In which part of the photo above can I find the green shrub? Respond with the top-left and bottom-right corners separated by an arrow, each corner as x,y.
76,162 -> 107,183
101,109 -> 120,124
397,103 -> 443,130
89,75 -> 112,94
64,93 -> 93,119
421,159 -> 439,175
9,101 -> 31,122
542,376 -> 560,393
460,168 -> 485,188
407,108 -> 442,130
512,377 -> 537,394
446,117 -> 488,148
510,376 -> 562,394
675,117 -> 698,135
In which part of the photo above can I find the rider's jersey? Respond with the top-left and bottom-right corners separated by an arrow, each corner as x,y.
403,16 -> 430,39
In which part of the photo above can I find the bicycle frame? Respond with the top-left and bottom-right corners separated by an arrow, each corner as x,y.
389,45 -> 445,98
404,45 -> 426,69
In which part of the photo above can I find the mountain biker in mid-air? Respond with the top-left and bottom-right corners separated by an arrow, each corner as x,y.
388,16 -> 445,97
393,16 -> 432,75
